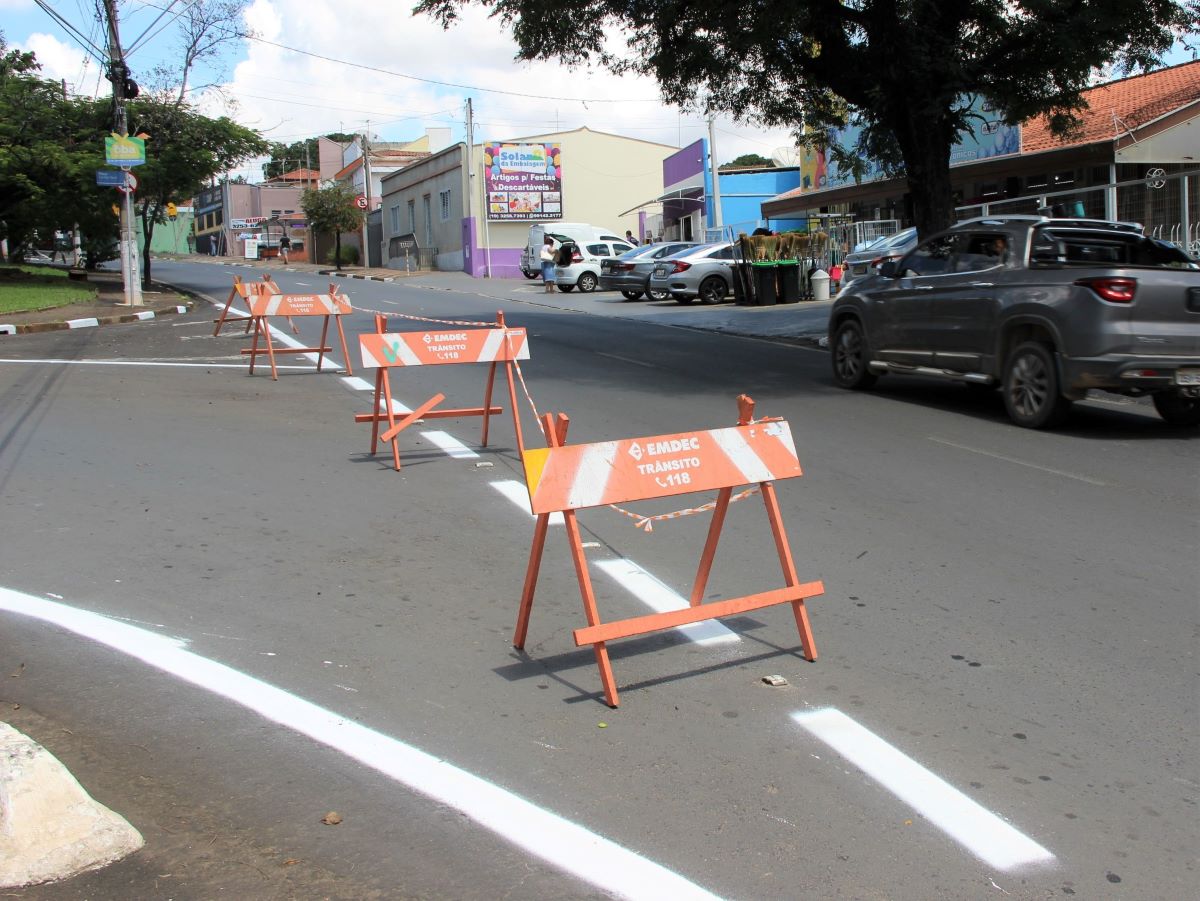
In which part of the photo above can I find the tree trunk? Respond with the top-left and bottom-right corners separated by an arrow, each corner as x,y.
141,203 -> 155,289
335,231 -> 342,270
890,103 -> 957,239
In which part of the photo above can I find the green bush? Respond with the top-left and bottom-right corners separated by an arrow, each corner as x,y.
326,244 -> 360,265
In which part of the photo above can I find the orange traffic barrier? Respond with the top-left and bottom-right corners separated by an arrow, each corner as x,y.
213,275 -> 256,335
242,282 -> 353,380
354,311 -> 529,470
515,395 -> 822,707
214,274 -> 299,337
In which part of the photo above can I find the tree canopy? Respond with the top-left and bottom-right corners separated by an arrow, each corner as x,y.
0,36 -> 266,273
301,183 -> 363,269
721,153 -> 773,171
418,0 -> 1198,236
263,134 -> 355,181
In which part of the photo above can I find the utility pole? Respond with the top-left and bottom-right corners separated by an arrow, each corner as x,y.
361,122 -> 372,267
464,98 -> 474,274
63,78 -> 83,268
707,114 -> 724,235
101,0 -> 142,305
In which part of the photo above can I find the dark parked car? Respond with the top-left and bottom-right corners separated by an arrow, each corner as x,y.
828,216 -> 1200,428
841,227 -> 918,281
599,242 -> 700,300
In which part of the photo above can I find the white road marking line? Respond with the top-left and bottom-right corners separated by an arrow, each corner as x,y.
0,358 -> 312,370
594,559 -> 740,646
0,587 -> 717,901
927,437 -> 1108,486
596,351 -> 659,369
419,430 -> 478,459
341,376 -> 375,391
791,708 -> 1055,871
490,480 -> 565,526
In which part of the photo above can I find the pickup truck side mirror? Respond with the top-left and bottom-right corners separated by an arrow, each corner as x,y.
878,260 -> 898,278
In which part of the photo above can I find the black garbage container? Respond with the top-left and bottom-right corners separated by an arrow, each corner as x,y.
752,263 -> 778,306
777,261 -> 801,303
732,261 -> 753,305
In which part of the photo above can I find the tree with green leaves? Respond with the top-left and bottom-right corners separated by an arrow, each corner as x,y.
721,153 -> 773,170
417,0 -> 1198,237
301,183 -> 363,270
128,95 -> 267,286
263,134 -> 356,181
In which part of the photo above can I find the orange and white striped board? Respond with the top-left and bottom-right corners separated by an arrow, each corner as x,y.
242,282 -> 353,380
523,420 -> 800,515
353,312 -> 529,470
249,291 -> 352,318
358,327 -> 529,369
514,397 -> 820,708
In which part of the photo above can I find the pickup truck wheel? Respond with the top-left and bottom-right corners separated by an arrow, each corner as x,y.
1152,392 -> 1200,427
831,319 -> 878,389
577,272 -> 598,293
1002,341 -> 1072,428
621,290 -> 644,301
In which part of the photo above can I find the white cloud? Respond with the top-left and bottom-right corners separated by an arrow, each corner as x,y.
16,32 -> 97,91
190,1 -> 796,174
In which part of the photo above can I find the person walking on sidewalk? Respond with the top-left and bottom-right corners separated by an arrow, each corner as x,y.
278,233 -> 291,264
539,236 -> 557,293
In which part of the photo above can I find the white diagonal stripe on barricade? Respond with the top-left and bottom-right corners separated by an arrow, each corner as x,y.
708,429 -> 776,484
478,329 -> 505,362
567,441 -> 619,510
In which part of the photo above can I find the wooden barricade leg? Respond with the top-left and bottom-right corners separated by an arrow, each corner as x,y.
504,359 -> 526,461
213,277 -> 244,336
688,486 -> 733,606
514,511 -> 551,649
564,507 -> 620,707
761,481 -> 818,661
263,316 -> 280,380
514,413 -> 568,647
316,315 -> 331,373
334,314 -> 352,376
481,361 -> 497,447
247,316 -> 263,375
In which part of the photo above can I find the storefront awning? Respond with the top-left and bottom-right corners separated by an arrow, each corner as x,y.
620,187 -> 706,217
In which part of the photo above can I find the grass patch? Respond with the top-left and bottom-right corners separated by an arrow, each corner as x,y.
0,265 -> 97,314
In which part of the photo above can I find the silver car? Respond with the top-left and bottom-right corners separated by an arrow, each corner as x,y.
599,242 -> 700,300
842,227 -> 918,279
647,242 -> 738,305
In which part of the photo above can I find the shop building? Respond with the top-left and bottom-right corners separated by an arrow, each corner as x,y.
763,61 -> 1200,255
378,127 -> 676,278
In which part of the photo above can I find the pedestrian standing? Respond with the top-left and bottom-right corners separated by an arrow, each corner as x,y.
279,233 -> 291,264
539,236 -> 557,293
625,229 -> 639,246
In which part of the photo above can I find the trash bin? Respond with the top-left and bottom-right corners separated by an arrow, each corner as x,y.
732,262 -> 753,305
810,269 -> 831,302
777,261 -> 801,304
753,262 -> 778,306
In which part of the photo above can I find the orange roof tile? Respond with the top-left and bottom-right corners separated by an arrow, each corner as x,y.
1022,60 -> 1200,153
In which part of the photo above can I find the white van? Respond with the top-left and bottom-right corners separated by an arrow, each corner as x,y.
520,222 -> 626,278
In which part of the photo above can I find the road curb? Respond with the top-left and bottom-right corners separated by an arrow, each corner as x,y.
0,722 -> 143,888
0,302 -> 193,336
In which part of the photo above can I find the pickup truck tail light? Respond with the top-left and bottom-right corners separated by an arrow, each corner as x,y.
1076,276 -> 1137,303
670,260 -> 692,273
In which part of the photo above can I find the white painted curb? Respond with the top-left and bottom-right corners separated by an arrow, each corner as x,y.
0,722 -> 143,887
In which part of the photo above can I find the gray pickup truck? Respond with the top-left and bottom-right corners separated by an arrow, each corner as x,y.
828,215 -> 1200,428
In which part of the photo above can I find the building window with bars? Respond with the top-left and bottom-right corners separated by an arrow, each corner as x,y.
439,189 -> 451,222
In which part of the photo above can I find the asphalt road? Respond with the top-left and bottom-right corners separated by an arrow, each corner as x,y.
1,261 -> 1195,900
